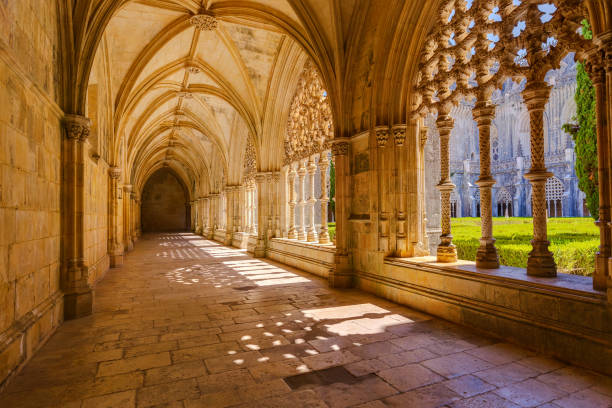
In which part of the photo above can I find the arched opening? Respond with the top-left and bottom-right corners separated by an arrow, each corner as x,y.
141,168 -> 190,232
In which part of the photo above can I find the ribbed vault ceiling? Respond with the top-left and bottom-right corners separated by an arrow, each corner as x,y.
90,0 -> 314,195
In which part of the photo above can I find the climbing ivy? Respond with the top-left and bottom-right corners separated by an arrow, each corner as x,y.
562,20 -> 598,220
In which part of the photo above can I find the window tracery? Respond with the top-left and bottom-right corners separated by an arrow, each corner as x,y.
284,60 -> 333,165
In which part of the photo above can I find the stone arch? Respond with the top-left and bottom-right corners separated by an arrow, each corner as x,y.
141,167 -> 191,232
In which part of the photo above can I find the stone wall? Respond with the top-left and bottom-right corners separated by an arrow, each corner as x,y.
85,157 -> 109,286
141,169 -> 189,232
0,0 -> 64,388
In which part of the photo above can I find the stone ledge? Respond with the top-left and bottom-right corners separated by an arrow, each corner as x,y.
267,238 -> 336,279
0,290 -> 63,391
386,257 -> 603,301
356,258 -> 612,376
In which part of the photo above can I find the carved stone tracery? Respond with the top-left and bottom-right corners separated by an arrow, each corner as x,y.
285,60 -> 333,165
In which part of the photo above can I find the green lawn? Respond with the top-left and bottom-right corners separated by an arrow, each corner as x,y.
452,217 -> 599,276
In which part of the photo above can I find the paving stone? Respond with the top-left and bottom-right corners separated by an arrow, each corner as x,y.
377,363 -> 444,391
494,379 -> 567,407
443,374 -> 497,398
383,382 -> 461,407
81,390 -> 136,408
422,352 -> 494,379
3,233 -> 610,408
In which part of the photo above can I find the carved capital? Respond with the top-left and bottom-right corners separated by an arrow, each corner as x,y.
391,124 -> 407,147
375,125 -> 390,148
331,141 -> 349,156
108,167 -> 121,179
123,184 -> 133,193
63,114 -> 91,141
522,81 -> 552,111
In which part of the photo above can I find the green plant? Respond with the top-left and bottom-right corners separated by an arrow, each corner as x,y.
562,19 -> 598,220
328,222 -> 336,241
452,217 -> 598,276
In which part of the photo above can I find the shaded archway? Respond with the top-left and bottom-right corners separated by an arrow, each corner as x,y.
141,168 -> 190,232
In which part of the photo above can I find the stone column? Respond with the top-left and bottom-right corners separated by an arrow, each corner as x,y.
330,139 -> 352,287
523,82 -> 556,277
208,193 -> 217,239
225,187 -> 234,245
287,164 -> 298,239
318,152 -> 331,244
131,192 -> 138,243
203,196 -> 210,236
250,181 -> 257,234
254,173 -> 267,257
297,161 -> 307,240
123,184 -> 133,252
588,36 -> 612,292
135,196 -> 141,238
436,112 -> 457,262
273,172 -> 281,238
393,124 -> 409,256
473,101 -> 500,269
108,167 -> 124,267
306,155 -> 318,242
375,126 -> 390,252
61,114 -> 93,319
418,123 -> 430,254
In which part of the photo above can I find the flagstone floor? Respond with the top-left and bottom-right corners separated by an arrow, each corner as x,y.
1,233 -> 611,408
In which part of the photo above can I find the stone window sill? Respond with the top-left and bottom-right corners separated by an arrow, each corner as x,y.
385,256 -> 605,301
272,237 -> 336,251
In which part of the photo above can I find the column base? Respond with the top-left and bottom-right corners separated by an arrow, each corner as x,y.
329,254 -> 353,288
254,240 -> 266,258
436,244 -> 457,263
64,289 -> 93,320
526,240 -> 557,277
475,239 -> 500,269
297,230 -> 306,241
288,229 -> 298,240
318,232 -> 330,244
110,253 -> 124,268
307,230 -> 318,242
224,232 -> 233,246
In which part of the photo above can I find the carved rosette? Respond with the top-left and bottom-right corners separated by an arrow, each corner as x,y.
284,60 -> 333,165
189,13 -> 218,31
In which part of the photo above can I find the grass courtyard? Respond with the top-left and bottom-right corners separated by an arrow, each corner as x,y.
452,217 -> 599,276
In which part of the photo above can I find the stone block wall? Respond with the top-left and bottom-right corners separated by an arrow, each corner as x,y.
0,0 -> 64,388
85,156 -> 109,286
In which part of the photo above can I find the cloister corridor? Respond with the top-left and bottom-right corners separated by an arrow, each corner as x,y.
0,233 -> 609,408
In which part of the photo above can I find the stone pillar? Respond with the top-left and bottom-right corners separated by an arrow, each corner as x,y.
418,123 -> 430,253
203,196 -> 210,236
250,181 -> 257,234
330,139 -> 352,287
225,187 -> 234,245
297,161 -> 307,240
473,101 -> 500,269
287,164 -> 298,239
393,124 -> 409,256
273,172 -> 281,238
588,36 -> 612,292
306,155 -> 318,242
208,193 -> 217,239
131,192 -> 138,243
436,113 -> 457,262
108,167 -> 124,267
123,184 -> 133,252
523,82 -> 556,277
135,196 -> 141,238
254,173 -> 267,257
238,185 -> 245,232
318,152 -> 331,244
61,114 -> 93,319
375,126 -> 390,252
